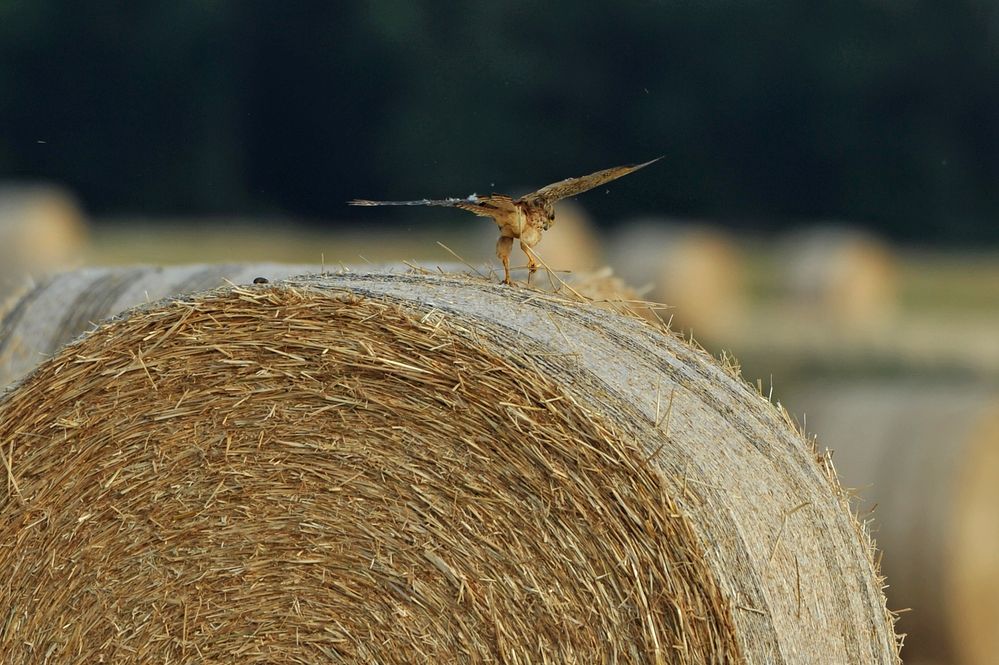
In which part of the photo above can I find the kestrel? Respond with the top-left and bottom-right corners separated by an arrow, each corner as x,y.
349,157 -> 660,285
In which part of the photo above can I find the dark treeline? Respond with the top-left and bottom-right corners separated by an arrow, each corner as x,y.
1,1 -> 997,242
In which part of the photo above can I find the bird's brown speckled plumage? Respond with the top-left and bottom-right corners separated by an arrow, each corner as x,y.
350,157 -> 660,284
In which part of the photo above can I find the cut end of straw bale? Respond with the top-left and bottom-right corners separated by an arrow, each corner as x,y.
0,271 -> 900,663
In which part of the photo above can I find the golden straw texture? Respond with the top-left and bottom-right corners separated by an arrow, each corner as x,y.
0,263 -> 315,389
0,271 -> 900,663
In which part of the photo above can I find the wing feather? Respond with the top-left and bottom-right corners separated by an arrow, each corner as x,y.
348,198 -> 463,207
521,156 -> 662,204
349,194 -> 516,219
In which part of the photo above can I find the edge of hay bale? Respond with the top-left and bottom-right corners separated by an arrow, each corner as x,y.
788,382 -> 999,664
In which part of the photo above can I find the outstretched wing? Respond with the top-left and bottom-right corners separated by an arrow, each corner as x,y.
349,194 -> 516,219
521,156 -> 662,205
349,198 -> 462,208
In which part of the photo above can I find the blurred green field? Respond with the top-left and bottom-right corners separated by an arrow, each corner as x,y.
84,219 -> 483,266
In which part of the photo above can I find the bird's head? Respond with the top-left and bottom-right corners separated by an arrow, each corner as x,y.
541,203 -> 556,231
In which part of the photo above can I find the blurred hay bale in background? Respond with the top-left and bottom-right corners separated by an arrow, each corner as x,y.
0,271 -> 899,662
605,219 -> 745,337
786,383 -> 999,665
0,183 -> 88,289
538,200 -> 603,271
778,226 -> 897,331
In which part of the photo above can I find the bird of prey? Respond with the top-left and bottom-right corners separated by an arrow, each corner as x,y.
349,157 -> 660,285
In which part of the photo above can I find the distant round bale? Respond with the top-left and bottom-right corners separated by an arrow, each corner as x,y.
778,227 -> 897,329
0,271 -> 899,662
606,219 -> 745,337
788,383 -> 999,665
0,184 -> 88,283
540,199 -> 604,271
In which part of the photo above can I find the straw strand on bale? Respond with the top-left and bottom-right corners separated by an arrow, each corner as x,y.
0,271 -> 899,663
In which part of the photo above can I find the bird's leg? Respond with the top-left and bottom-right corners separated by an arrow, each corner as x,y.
496,235 -> 515,285
520,240 -> 539,285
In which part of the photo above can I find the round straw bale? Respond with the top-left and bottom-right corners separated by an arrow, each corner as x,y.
0,271 -> 899,662
606,219 -> 745,337
0,184 -> 88,283
777,226 -> 897,329
787,383 -> 999,665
